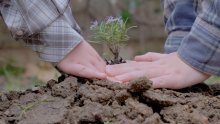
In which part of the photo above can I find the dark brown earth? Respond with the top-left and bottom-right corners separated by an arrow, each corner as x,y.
0,77 -> 219,124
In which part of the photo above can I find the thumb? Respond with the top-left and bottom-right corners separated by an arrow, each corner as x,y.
134,52 -> 166,62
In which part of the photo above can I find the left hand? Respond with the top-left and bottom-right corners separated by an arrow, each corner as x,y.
106,52 -> 210,89
57,41 -> 106,79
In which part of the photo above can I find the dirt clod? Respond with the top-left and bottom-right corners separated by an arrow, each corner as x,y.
0,77 -> 219,124
128,77 -> 152,93
51,77 -> 78,98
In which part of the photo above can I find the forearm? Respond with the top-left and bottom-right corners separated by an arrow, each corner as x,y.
0,0 -> 83,63
161,0 -> 196,53
178,0 -> 220,76
25,17 -> 83,63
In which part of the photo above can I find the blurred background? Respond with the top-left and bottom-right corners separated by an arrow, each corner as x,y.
0,0 -> 218,91
72,0 -> 166,56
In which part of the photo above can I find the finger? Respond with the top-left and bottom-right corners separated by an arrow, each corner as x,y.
134,52 -> 166,62
106,62 -> 144,76
114,71 -> 145,82
114,67 -> 166,82
107,76 -> 122,83
91,56 -> 106,72
151,75 -> 183,89
76,53 -> 105,73
65,63 -> 106,79
78,57 -> 102,73
93,62 -> 106,73
106,61 -> 163,77
86,44 -> 106,72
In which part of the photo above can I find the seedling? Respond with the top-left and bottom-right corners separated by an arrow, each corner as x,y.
90,16 -> 135,64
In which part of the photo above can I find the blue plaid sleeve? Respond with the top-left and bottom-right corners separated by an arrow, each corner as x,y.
161,0 -> 196,53
178,0 -> 220,76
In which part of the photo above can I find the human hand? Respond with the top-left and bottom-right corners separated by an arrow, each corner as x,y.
134,52 -> 167,62
57,41 -> 106,79
106,52 -> 210,89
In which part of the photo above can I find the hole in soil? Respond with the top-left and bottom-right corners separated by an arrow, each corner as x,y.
77,76 -> 93,84
74,94 -> 82,102
120,101 -> 126,106
7,119 -> 17,124
116,100 -> 126,106
79,121 -> 103,124
130,92 -> 142,97
107,100 -> 113,106
72,94 -> 84,107
79,100 -> 84,107
58,74 -> 66,83
139,97 -> 164,113
213,92 -> 220,96
139,97 -> 170,123
146,102 -> 164,113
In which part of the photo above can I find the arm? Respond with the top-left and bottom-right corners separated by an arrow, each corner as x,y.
178,0 -> 220,76
161,0 -> 196,53
0,0 -> 106,79
106,0 -> 218,89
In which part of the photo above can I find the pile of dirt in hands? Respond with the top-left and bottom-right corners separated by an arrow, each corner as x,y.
0,76 -> 219,124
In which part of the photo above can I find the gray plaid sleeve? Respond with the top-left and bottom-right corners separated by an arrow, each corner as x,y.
0,0 -> 84,63
14,0 -> 72,35
24,7 -> 84,63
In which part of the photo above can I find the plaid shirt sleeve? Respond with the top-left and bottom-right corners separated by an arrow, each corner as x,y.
177,0 -> 220,76
161,0 -> 197,53
0,0 -> 83,63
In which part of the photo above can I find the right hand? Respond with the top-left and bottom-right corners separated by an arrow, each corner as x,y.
106,52 -> 209,89
57,41 -> 106,79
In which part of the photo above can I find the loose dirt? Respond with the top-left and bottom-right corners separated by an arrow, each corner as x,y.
0,77 -> 219,124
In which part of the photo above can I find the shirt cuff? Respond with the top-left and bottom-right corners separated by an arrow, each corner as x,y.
25,27 -> 83,64
37,36 -> 83,64
164,31 -> 189,53
178,17 -> 220,76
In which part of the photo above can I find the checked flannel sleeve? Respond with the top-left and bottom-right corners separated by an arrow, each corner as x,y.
0,0 -> 83,63
161,0 -> 197,53
177,0 -> 220,76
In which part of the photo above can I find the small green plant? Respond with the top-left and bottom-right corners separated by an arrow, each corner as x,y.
90,16 -> 135,64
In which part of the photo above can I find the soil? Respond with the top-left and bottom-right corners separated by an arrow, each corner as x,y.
0,76 -> 219,124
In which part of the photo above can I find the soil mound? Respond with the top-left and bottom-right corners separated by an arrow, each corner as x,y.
0,77 -> 219,124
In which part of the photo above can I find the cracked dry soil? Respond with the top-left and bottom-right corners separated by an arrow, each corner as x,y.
0,77 -> 219,124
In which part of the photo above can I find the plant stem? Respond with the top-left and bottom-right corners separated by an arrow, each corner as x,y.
109,45 -> 121,63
